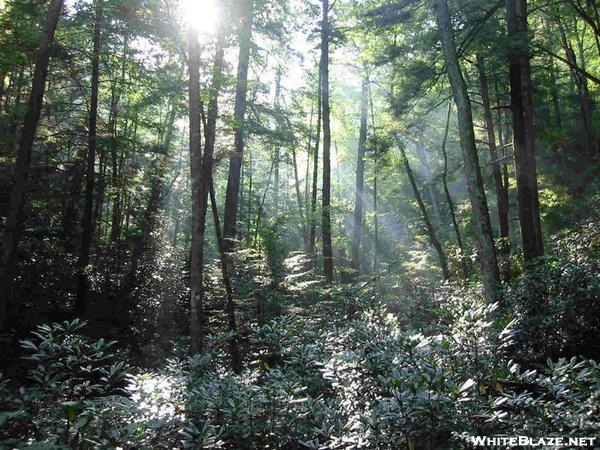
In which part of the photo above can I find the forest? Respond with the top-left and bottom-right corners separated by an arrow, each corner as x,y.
0,0 -> 599,447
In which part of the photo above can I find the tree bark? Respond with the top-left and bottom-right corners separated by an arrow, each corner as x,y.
476,55 -> 510,242
223,0 -> 253,254
246,152 -> 253,244
273,69 -> 281,214
76,0 -> 102,316
433,0 -> 501,301
109,34 -> 129,245
493,73 -> 514,265
373,152 -> 380,276
304,106 -> 313,230
309,66 -> 322,269
93,136 -> 107,242
320,0 -> 333,284
351,77 -> 368,279
190,13 -> 227,354
0,72 -> 5,107
506,0 -> 544,261
188,24 -> 204,354
0,0 -> 64,330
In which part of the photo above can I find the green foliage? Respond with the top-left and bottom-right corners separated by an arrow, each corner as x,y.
3,225 -> 600,448
506,220 -> 600,361
20,320 -> 128,398
1,320 -> 131,448
179,282 -> 599,449
475,357 -> 600,440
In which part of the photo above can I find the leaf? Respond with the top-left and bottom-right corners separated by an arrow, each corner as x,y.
459,378 -> 476,393
61,401 -> 85,422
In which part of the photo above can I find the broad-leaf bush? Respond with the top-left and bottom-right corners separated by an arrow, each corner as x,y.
2,222 -> 600,448
506,220 -> 600,361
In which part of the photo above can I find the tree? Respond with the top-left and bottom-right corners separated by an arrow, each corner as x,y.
476,54 -> 510,274
506,0 -> 544,262
209,179 -> 241,373
190,3 -> 228,354
557,16 -> 600,162
432,0 -> 501,302
439,102 -> 468,278
76,0 -> 103,316
321,0 -> 333,284
351,76 -> 368,279
223,0 -> 254,254
0,0 -> 65,331
188,21 -> 204,353
308,67 -> 322,269
399,140 -> 451,280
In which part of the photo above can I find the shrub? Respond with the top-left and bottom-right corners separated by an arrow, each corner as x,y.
1,320 -> 131,448
506,220 -> 600,361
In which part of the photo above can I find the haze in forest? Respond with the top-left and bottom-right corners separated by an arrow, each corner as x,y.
0,0 -> 599,448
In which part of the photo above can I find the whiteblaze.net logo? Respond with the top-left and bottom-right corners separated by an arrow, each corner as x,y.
469,436 -> 597,447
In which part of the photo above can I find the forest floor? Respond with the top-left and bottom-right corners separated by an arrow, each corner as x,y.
1,220 -> 600,448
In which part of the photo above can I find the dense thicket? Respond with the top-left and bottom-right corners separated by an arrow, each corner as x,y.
1,0 -> 599,447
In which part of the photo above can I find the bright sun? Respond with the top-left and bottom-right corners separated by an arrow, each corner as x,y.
181,0 -> 221,35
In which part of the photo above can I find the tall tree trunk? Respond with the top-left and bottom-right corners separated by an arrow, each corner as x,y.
273,69 -> 281,214
309,67 -> 322,269
0,72 -> 5,107
476,55 -> 510,242
440,102 -> 468,278
93,142 -> 107,241
400,143 -> 450,280
351,77 -> 368,279
0,0 -> 64,330
520,0 -> 543,256
209,179 -> 241,373
246,151 -> 253,244
75,0 -> 102,317
108,98 -> 122,244
109,34 -> 129,245
493,74 -> 514,264
320,0 -> 333,284
188,24 -> 204,354
507,0 -> 544,261
304,106 -> 313,230
191,12 -> 227,354
373,152 -> 379,275
223,0 -> 253,253
433,0 -> 501,302
367,78 -> 379,278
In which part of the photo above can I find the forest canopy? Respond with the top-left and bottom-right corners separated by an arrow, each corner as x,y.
0,0 -> 599,448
